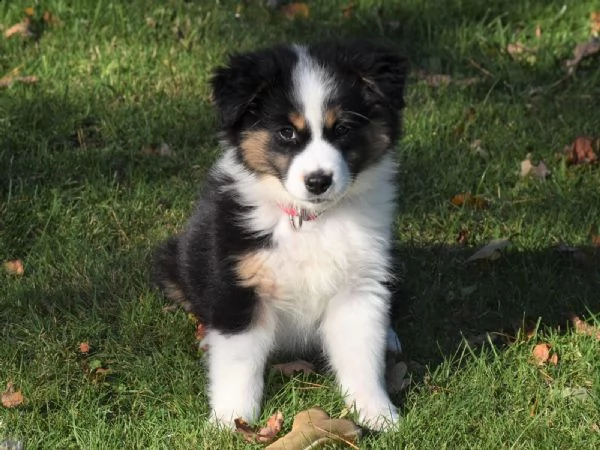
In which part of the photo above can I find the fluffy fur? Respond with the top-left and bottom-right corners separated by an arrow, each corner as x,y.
153,40 -> 408,431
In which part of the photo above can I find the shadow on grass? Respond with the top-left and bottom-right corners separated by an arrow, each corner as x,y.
1,0 -> 598,390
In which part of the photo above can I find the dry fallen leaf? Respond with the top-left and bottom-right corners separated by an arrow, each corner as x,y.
566,38 -> 600,73
341,2 -> 355,19
195,322 -> 207,341
465,238 -> 511,263
1,382 -> 24,408
415,70 -> 479,88
280,2 -> 310,20
0,75 -> 39,89
3,19 -> 33,39
520,154 -> 551,179
570,315 -> 600,341
564,136 -> 598,165
140,142 -> 172,156
256,411 -> 284,443
469,139 -> 489,159
3,259 -> 24,276
507,42 -> 537,63
535,24 -> 542,38
79,342 -> 90,353
235,411 -> 284,444
532,343 -> 551,364
451,193 -> 489,209
456,229 -> 469,245
265,408 -> 361,450
592,12 -> 600,36
272,360 -> 315,376
556,243 -> 588,263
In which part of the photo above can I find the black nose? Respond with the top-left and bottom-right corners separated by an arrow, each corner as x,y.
304,171 -> 333,195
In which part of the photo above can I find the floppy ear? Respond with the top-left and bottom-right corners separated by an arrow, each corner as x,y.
336,41 -> 408,110
210,48 -> 290,130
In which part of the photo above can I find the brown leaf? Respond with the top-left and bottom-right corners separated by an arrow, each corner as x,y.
532,343 -> 551,364
79,342 -> 90,353
256,411 -> 284,443
140,142 -> 172,156
3,19 -> 33,39
591,12 -> 600,36
1,382 -> 24,408
3,259 -> 24,276
0,75 -> 38,89
451,193 -> 489,209
341,2 -> 355,19
235,412 -> 284,444
415,70 -> 479,88
564,136 -> 598,165
465,238 -> 511,263
535,25 -> 542,38
566,38 -> 600,73
548,353 -> 559,366
570,315 -> 600,341
272,360 -> 314,376
520,154 -> 551,179
456,229 -> 469,245
281,3 -> 310,20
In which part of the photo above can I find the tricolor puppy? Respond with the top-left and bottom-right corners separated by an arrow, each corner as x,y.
153,40 -> 407,431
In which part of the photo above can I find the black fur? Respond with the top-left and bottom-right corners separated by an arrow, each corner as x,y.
152,40 -> 407,334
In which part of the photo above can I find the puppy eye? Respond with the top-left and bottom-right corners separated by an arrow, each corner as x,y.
278,127 -> 296,141
334,124 -> 350,137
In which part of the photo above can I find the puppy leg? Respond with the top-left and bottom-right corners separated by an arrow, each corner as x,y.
206,321 -> 274,427
322,283 -> 399,431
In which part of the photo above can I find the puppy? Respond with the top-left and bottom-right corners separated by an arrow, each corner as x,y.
153,40 -> 407,431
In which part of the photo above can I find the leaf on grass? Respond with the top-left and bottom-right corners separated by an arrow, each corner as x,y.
465,238 -> 511,263
556,244 -> 588,263
451,193 -> 489,209
507,42 -> 537,63
566,38 -> 600,73
456,229 -> 469,245
0,75 -> 39,89
520,153 -> 551,179
272,360 -> 314,376
560,387 -> 592,402
532,343 -> 558,365
79,342 -> 90,353
1,382 -> 24,408
265,408 -> 361,449
592,12 -> 600,36
3,259 -> 24,276
415,70 -> 479,88
280,3 -> 310,20
469,139 -> 489,159
570,315 -> 600,341
564,136 -> 598,165
236,411 -> 284,444
140,142 -> 172,156
195,322 -> 207,341
3,19 -> 33,39
535,25 -> 542,38
341,2 -> 355,19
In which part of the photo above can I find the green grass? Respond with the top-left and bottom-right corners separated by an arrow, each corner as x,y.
1,0 -> 600,448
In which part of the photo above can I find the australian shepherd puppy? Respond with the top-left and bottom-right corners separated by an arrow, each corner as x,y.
153,40 -> 407,431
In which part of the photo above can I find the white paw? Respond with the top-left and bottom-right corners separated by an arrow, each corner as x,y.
209,406 -> 260,429
355,400 -> 400,431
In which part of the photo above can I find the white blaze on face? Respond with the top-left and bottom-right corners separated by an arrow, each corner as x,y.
284,47 -> 351,203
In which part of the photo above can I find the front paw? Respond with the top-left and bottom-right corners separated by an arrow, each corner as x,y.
354,400 -> 400,431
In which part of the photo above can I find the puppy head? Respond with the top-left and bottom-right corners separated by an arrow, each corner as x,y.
211,40 -> 408,207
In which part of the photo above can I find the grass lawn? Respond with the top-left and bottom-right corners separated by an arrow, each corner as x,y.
2,0 -> 600,448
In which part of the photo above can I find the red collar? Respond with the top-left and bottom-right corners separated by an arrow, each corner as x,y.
278,204 -> 318,230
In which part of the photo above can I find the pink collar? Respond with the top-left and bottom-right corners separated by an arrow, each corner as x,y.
278,204 -> 318,230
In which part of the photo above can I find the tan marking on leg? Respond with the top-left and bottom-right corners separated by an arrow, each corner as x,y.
240,130 -> 273,174
289,112 -> 306,131
235,251 -> 278,299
